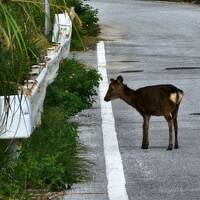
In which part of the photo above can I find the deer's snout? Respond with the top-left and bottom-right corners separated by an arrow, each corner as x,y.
104,96 -> 110,102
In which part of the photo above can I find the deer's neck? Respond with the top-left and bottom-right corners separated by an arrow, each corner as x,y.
120,85 -> 136,107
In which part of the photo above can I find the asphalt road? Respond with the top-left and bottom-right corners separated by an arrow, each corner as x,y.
63,0 -> 200,199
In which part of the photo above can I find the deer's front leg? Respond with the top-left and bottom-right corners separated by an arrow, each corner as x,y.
141,115 -> 150,149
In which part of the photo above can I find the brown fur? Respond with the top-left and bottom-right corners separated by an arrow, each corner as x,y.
104,75 -> 184,150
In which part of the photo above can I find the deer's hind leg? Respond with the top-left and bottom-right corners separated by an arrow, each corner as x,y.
164,114 -> 173,151
173,117 -> 178,149
172,104 -> 180,149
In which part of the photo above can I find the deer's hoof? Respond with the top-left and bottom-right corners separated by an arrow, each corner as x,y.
174,144 -> 179,149
167,145 -> 173,151
141,144 -> 149,149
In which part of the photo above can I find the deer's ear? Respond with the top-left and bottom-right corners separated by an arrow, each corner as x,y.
110,78 -> 114,82
116,75 -> 123,84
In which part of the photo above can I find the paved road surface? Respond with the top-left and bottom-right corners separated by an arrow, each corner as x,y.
62,0 -> 200,199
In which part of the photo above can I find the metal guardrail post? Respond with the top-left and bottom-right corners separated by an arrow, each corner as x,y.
45,0 -> 51,36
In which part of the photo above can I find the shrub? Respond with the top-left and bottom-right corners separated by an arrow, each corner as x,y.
75,3 -> 100,37
70,1 -> 101,50
46,58 -> 101,117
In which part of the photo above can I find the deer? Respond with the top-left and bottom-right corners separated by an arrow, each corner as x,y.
104,75 -> 184,151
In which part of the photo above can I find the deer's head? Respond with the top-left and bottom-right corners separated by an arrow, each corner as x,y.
104,75 -> 124,102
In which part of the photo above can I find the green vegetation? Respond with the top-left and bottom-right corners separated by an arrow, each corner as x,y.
0,0 -> 100,95
0,0 -> 101,199
51,0 -> 101,50
0,59 -> 101,199
69,1 -> 101,50
0,1 -> 47,95
46,59 -> 100,115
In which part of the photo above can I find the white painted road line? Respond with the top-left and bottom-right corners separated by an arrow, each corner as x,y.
97,41 -> 129,200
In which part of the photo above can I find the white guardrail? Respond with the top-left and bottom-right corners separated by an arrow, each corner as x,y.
0,12 -> 73,139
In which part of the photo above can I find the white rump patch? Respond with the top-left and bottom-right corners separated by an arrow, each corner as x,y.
169,93 -> 177,104
170,92 -> 183,104
177,91 -> 183,103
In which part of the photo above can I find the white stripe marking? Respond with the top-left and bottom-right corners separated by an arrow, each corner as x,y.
97,41 -> 106,67
97,41 -> 129,200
